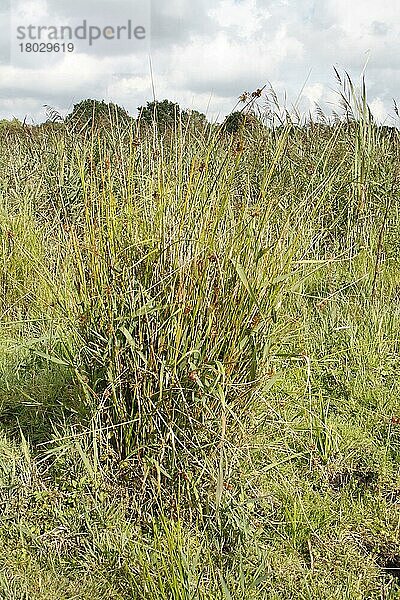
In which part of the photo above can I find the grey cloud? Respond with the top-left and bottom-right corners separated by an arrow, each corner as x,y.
10,0 -> 149,59
0,0 -> 10,64
370,21 -> 388,36
150,0 -> 218,47
18,0 -> 219,51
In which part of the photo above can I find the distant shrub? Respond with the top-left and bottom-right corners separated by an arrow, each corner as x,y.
65,99 -> 131,132
138,99 -> 182,128
222,111 -> 260,135
138,99 -> 207,130
0,118 -> 23,133
182,109 -> 208,129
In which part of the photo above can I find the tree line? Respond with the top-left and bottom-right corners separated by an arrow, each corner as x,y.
1,97 -> 398,138
0,98 -> 257,135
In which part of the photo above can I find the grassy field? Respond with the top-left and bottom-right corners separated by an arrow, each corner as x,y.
1,88 -> 400,599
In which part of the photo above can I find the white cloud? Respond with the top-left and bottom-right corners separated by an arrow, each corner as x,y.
369,97 -> 388,124
162,25 -> 303,95
303,83 -> 324,105
208,0 -> 269,37
12,0 -> 49,21
322,0 -> 398,35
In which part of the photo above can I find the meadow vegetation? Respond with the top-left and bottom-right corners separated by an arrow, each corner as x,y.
0,77 -> 400,598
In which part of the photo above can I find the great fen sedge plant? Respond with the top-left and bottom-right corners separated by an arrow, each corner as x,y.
61,115 -> 340,490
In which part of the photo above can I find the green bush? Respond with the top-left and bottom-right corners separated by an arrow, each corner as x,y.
65,98 -> 131,132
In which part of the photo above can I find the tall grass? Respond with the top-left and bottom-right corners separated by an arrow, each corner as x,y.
1,77 -> 400,598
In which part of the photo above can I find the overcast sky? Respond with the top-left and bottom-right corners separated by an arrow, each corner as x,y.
0,0 -> 399,123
